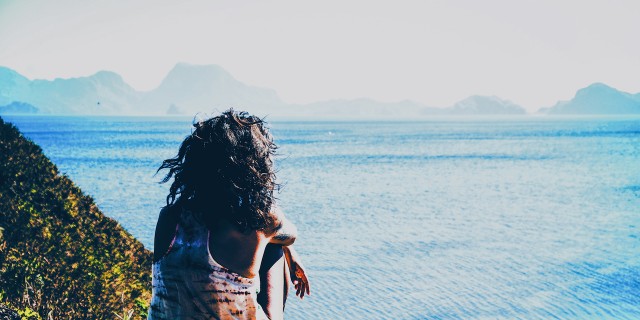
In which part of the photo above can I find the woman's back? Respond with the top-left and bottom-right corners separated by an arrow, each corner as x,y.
207,217 -> 270,279
148,208 -> 268,320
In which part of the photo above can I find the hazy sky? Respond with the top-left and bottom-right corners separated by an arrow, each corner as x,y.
1,0 -> 639,111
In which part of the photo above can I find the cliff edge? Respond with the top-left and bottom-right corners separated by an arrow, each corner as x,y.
0,117 -> 152,319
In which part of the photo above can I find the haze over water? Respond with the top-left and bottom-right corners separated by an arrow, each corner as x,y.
4,115 -> 639,319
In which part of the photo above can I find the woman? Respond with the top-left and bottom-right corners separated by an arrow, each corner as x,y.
148,110 -> 309,319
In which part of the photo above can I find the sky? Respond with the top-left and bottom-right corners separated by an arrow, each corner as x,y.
0,0 -> 639,112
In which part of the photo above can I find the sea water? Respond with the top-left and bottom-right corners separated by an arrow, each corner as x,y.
4,115 -> 640,319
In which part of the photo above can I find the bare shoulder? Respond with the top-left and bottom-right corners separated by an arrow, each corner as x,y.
157,206 -> 180,228
158,206 -> 171,219
153,206 -> 180,262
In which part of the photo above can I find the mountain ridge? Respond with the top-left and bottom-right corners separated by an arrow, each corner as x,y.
2,65 -> 639,116
141,63 -> 284,115
543,83 -> 640,114
448,95 -> 526,115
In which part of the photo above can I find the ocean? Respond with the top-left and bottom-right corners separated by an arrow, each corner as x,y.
4,115 -> 640,319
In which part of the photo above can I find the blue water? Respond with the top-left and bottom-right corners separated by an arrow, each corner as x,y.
4,115 -> 640,319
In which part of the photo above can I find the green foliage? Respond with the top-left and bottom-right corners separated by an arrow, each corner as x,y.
135,298 -> 149,319
0,117 -> 152,319
18,307 -> 40,320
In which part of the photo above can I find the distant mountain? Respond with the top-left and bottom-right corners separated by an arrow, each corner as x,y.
4,64 -> 639,117
288,98 -> 440,118
0,67 -> 31,106
0,67 -> 140,114
141,63 -> 285,115
286,95 -> 526,118
447,95 -> 526,115
166,103 -> 184,115
0,64 -> 284,115
543,83 -> 640,114
0,101 -> 39,114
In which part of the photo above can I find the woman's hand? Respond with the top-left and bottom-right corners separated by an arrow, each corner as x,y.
283,246 -> 310,299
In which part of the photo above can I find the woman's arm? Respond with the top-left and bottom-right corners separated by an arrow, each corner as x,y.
265,205 -> 310,299
267,205 -> 297,246
283,246 -> 310,299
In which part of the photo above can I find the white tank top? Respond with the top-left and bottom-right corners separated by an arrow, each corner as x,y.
148,211 -> 268,319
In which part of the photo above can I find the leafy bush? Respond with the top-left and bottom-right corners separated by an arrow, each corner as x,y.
0,117 -> 152,319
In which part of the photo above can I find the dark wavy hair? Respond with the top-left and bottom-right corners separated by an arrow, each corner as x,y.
157,109 -> 278,232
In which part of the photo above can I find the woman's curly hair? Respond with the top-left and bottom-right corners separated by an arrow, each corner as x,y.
157,109 -> 278,232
